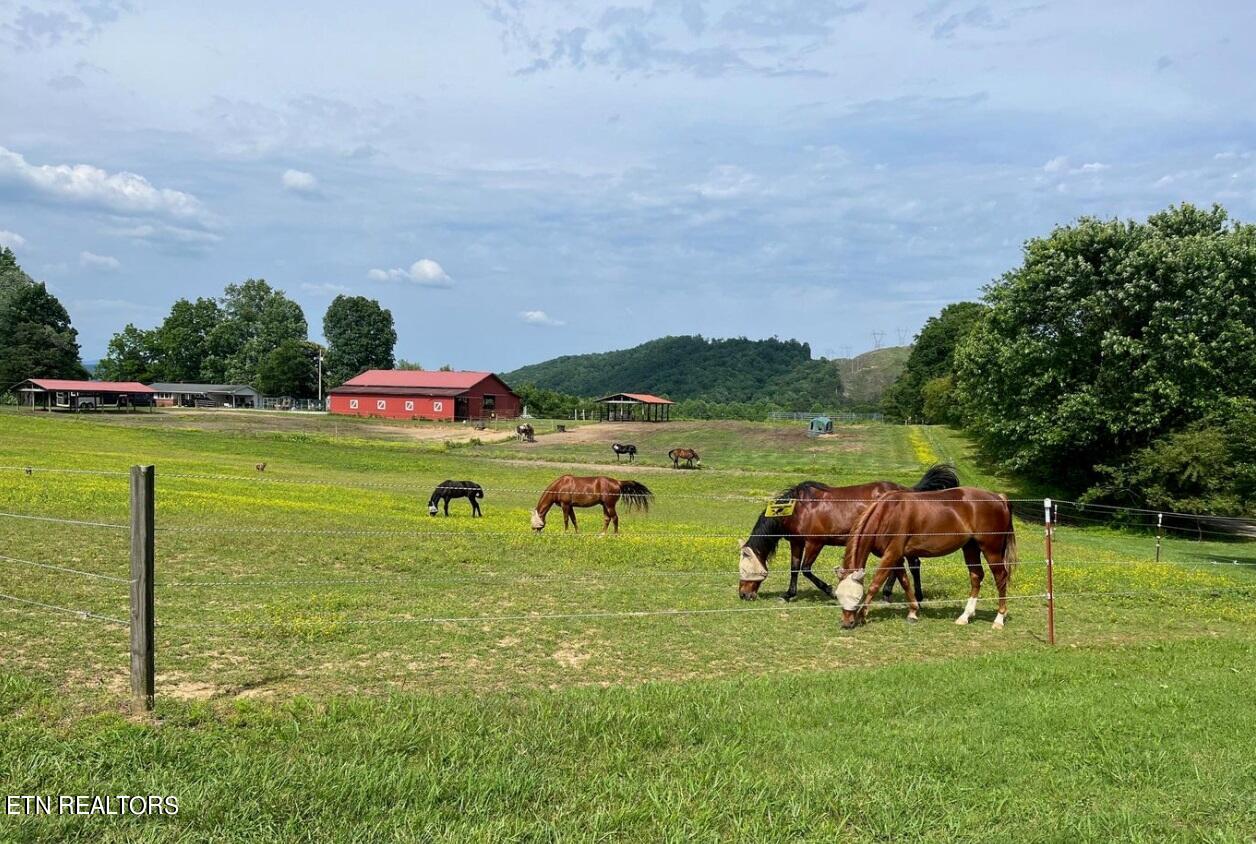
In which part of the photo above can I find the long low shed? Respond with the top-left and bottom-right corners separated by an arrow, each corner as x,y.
15,379 -> 155,411
328,370 -> 521,421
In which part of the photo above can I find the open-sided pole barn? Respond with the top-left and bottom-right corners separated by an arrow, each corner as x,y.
595,393 -> 673,422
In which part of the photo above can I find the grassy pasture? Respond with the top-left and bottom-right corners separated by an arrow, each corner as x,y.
1,409 -> 1253,841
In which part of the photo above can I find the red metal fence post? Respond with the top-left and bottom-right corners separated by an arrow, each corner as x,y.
1044,497 -> 1055,645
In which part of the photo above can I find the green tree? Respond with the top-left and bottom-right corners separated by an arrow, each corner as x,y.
322,295 -> 396,386
96,324 -> 159,382
0,247 -> 34,300
151,297 -> 223,382
0,278 -> 87,389
214,279 -> 308,384
256,338 -> 318,397
882,302 -> 986,423
953,203 -> 1256,498
396,359 -> 423,370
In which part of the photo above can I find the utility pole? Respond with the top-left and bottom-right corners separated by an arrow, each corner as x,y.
317,351 -> 324,407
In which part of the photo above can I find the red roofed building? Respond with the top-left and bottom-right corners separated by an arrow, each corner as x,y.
15,378 -> 156,412
595,392 -> 674,422
327,370 -> 521,421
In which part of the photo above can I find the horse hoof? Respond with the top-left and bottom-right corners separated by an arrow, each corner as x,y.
779,594 -> 795,603
906,614 -> 918,624
992,620 -> 1004,630
954,616 -> 970,626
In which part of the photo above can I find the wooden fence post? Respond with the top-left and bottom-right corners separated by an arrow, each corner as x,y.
130,465 -> 155,713
1044,497 -> 1055,646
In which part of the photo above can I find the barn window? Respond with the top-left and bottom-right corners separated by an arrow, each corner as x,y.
433,401 -> 444,413
349,399 -> 359,409
405,400 -> 415,412
482,395 -> 496,411
376,399 -> 386,410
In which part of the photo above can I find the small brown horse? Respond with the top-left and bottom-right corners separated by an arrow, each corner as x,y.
530,475 -> 653,534
835,487 -> 1017,629
668,447 -> 700,469
738,465 -> 959,602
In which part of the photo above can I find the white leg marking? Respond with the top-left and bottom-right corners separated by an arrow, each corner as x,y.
954,596 -> 978,625
992,611 -> 1006,630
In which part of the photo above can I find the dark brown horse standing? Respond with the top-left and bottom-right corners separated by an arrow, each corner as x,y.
737,465 -> 960,602
531,475 -> 653,534
835,487 -> 1017,629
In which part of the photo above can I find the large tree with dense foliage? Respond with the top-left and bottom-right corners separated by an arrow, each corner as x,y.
153,297 -> 226,382
99,279 -> 307,389
255,338 -> 320,397
0,248 -> 87,390
882,301 -> 986,423
953,203 -> 1256,502
322,295 -> 396,386
96,324 -> 159,382
214,280 -> 308,384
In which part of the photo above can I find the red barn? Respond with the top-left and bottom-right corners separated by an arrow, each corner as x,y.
327,370 -> 521,421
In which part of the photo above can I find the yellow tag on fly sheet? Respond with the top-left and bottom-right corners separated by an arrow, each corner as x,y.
764,500 -> 795,517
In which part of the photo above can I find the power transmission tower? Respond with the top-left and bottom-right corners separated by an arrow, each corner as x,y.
871,331 -> 884,350
896,328 -> 909,346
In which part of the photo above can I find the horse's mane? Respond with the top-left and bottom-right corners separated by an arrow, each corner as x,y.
744,481 -> 830,563
842,491 -> 893,572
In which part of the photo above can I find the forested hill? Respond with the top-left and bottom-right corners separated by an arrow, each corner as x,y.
501,335 -> 843,407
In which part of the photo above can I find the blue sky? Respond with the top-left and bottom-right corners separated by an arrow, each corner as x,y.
2,1 -> 1254,369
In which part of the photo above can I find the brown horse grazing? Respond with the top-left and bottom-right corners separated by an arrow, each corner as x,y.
737,465 -> 960,602
530,475 -> 653,534
835,487 -> 1017,630
668,448 -> 700,469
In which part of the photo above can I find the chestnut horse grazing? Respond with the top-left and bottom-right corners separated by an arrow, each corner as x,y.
668,448 -> 700,469
737,465 -> 960,602
835,487 -> 1017,630
530,475 -> 653,534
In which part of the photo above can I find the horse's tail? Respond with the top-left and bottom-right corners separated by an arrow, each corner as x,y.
618,480 -> 653,512
668,448 -> 677,460
912,463 -> 960,491
1000,494 -> 1018,573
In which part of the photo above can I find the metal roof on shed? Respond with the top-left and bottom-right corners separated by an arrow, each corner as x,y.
594,392 -> 675,404
21,379 -> 155,393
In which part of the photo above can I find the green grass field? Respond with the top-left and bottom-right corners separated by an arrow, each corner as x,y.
1,409 -> 1253,841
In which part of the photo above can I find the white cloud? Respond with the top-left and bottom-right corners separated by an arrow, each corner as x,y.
519,309 -> 565,327
1042,156 -> 1068,173
0,146 -> 211,223
108,223 -> 222,247
0,229 -> 26,249
1077,162 -> 1109,173
366,258 -> 452,287
79,250 -> 120,270
300,282 -> 350,295
281,168 -> 319,194
692,164 -> 757,199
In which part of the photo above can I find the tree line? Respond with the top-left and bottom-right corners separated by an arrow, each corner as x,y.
0,246 -> 401,399
883,203 -> 1256,515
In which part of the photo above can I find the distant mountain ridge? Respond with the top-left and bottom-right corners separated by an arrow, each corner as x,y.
502,335 -> 906,409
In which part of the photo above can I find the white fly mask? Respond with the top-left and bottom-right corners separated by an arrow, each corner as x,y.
530,509 -> 545,531
834,572 -> 866,611
738,546 -> 768,582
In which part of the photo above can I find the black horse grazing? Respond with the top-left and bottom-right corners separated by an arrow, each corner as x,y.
611,442 -> 637,463
428,480 -> 484,517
